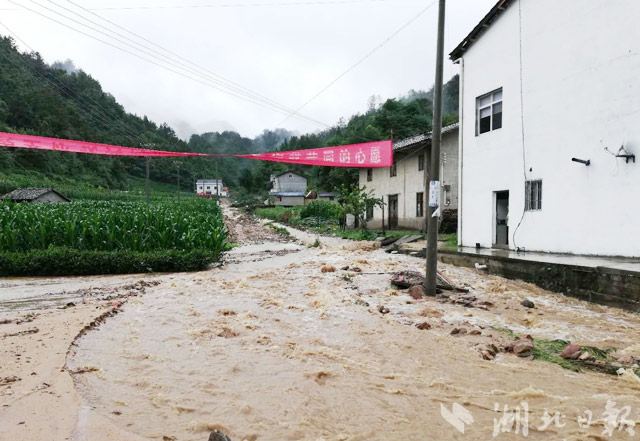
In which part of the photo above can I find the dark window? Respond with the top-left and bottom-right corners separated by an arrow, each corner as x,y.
366,202 -> 374,220
390,162 -> 397,177
416,192 -> 424,217
477,89 -> 503,135
418,154 -> 424,171
367,168 -> 373,182
525,180 -> 542,211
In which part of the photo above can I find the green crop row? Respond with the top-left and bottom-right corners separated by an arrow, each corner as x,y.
0,199 -> 228,256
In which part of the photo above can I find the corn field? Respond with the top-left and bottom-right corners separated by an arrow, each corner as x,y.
0,199 -> 228,256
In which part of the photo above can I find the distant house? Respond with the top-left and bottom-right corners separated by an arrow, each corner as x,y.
196,179 -> 227,197
1,188 -> 70,203
359,123 -> 459,230
270,171 -> 307,207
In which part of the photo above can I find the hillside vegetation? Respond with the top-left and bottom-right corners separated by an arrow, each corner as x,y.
0,36 -> 458,197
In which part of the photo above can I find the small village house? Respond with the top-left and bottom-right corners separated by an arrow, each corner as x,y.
359,124 -> 459,230
452,0 -> 640,257
269,171 -> 307,207
1,188 -> 70,203
196,179 -> 227,197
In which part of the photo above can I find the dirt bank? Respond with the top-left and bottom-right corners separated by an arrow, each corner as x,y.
2,205 -> 640,441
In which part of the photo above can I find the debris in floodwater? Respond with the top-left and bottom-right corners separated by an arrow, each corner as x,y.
561,344 -> 582,360
305,370 -> 331,385
0,376 -> 20,386
70,366 -> 100,374
512,335 -> 535,359
2,328 -> 39,338
408,285 -> 426,299
217,310 -> 237,316
415,322 -> 431,330
378,305 -> 390,314
208,430 -> 232,441
521,299 -> 535,308
321,265 -> 336,273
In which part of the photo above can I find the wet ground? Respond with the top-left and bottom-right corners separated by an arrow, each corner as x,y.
2,204 -> 640,440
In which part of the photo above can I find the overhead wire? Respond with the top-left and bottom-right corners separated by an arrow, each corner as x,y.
0,21 -> 151,145
59,0 -> 330,128
8,0 -> 331,128
277,0 -> 437,125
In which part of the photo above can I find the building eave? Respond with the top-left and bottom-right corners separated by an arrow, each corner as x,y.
393,123 -> 459,153
449,0 -> 515,60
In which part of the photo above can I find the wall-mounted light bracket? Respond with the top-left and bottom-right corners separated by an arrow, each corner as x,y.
572,157 -> 591,166
617,153 -> 636,164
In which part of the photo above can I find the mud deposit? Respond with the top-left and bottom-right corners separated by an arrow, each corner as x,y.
3,205 -> 640,440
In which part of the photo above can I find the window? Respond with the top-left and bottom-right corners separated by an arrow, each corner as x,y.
416,192 -> 424,217
525,180 -> 542,211
476,88 -> 502,135
418,154 -> 425,171
366,202 -> 374,220
390,162 -> 397,177
367,168 -> 373,182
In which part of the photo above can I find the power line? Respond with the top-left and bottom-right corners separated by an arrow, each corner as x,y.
89,0 -> 424,11
278,0 -> 437,125
60,0 -> 330,128
33,0 -> 329,127
8,0 -> 331,128
0,21 -> 151,145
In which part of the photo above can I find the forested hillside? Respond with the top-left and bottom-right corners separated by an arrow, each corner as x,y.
0,35 -> 458,197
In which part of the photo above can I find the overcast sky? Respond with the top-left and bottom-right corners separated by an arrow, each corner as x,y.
0,0 -> 496,140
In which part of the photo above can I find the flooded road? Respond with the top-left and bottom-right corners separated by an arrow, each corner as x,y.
3,205 -> 640,440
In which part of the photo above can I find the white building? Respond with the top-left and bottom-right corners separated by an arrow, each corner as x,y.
453,0 -> 640,257
196,179 -> 228,197
358,124 -> 459,231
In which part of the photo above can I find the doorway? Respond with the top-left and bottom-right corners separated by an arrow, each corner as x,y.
494,191 -> 509,248
388,194 -> 398,229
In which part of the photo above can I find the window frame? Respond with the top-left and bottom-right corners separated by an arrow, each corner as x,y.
416,192 -> 424,217
476,88 -> 503,135
367,168 -> 373,182
390,161 -> 397,178
418,154 -> 424,172
525,180 -> 542,211
366,202 -> 374,220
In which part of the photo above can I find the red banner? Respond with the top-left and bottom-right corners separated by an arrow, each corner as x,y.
0,132 -> 393,168
0,132 -> 207,157
237,140 -> 392,168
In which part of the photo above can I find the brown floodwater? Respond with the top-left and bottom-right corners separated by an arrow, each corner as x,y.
67,209 -> 640,441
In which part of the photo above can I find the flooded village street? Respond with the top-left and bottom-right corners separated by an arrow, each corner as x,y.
1,205 -> 640,441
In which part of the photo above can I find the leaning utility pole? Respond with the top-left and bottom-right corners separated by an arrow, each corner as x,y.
425,0 -> 446,295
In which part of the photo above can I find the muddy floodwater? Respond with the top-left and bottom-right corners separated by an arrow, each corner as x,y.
3,206 -> 640,441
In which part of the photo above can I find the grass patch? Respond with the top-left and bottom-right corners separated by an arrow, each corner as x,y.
441,233 -> 458,249
265,222 -> 291,237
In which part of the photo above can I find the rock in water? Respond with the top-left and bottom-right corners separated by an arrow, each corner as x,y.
513,335 -> 535,358
209,431 -> 231,441
561,344 -> 582,360
408,285 -> 426,300
520,299 -> 535,308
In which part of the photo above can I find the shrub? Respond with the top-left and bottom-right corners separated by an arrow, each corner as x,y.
300,200 -> 341,221
0,248 -> 218,276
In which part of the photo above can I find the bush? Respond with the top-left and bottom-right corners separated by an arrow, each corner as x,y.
0,248 -> 218,276
300,200 -> 341,221
439,209 -> 458,234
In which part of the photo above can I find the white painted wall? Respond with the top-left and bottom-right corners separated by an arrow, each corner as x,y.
457,0 -> 640,256
359,130 -> 458,230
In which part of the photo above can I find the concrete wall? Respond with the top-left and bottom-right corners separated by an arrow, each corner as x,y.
457,0 -> 640,257
34,192 -> 68,203
359,130 -> 458,230
273,173 -> 307,193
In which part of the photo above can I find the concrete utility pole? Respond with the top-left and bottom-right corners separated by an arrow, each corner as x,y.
425,0 -> 446,295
